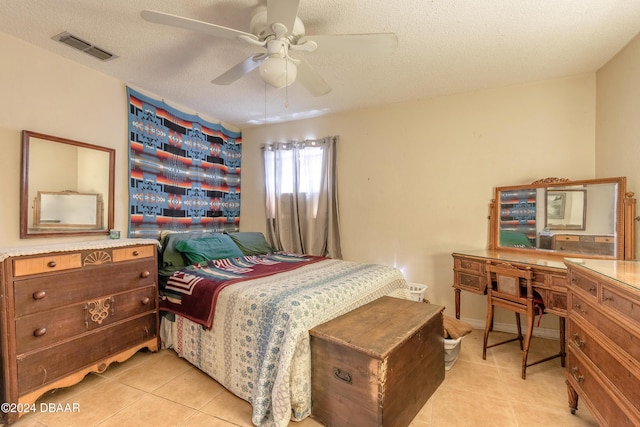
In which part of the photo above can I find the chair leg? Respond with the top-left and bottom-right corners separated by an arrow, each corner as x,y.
559,316 -> 566,367
521,312 -> 535,380
483,301 -> 494,360
514,312 -> 523,350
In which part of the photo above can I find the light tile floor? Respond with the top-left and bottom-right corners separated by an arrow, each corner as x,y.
7,330 -> 599,427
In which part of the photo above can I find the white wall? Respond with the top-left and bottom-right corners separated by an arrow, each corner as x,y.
0,32 -> 127,246
241,75 -> 597,324
596,32 -> 640,252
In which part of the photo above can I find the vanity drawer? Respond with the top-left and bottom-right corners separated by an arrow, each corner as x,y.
17,313 -> 157,394
566,352 -> 638,427
455,272 -> 484,292
454,257 -> 483,273
557,235 -> 580,242
569,271 -> 598,300
547,291 -> 567,311
549,274 -> 568,290
15,286 -> 157,354
13,258 -> 156,316
13,253 -> 82,277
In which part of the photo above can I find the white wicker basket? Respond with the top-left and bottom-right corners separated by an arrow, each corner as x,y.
407,283 -> 428,302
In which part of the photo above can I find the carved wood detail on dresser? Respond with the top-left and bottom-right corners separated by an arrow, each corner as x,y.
0,241 -> 159,425
565,259 -> 640,426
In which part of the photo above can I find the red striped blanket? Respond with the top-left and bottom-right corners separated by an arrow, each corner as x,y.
160,253 -> 325,329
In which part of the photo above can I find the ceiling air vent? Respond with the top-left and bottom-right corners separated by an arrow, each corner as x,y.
52,31 -> 117,61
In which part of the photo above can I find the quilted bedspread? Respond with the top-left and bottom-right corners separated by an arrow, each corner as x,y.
168,256 -> 409,427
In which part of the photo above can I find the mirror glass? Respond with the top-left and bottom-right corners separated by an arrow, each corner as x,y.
21,131 -> 114,238
494,178 -> 626,258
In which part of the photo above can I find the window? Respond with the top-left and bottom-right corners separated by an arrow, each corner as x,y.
264,143 -> 324,217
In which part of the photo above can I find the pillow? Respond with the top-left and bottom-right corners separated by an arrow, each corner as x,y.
158,231 -> 216,275
226,231 -> 274,255
175,234 -> 243,265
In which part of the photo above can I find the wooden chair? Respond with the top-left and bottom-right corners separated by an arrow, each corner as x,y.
482,262 -> 565,379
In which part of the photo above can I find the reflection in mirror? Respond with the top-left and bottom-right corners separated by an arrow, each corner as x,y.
34,191 -> 103,228
492,177 -> 633,259
545,189 -> 586,230
21,131 -> 114,238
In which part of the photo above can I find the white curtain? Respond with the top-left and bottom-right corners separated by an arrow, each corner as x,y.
263,136 -> 342,258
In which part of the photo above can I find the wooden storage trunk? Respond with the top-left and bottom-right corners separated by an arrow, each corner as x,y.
310,296 -> 445,427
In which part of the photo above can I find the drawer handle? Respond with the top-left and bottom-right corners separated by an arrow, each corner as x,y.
132,250 -> 139,257
603,295 -> 613,302
32,290 -> 47,300
333,368 -> 352,385
33,327 -> 47,337
140,270 -> 150,279
573,333 -> 585,348
47,261 -> 57,268
141,297 -> 151,305
571,367 -> 584,383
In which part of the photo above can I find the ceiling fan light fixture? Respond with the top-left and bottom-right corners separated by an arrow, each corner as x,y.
259,56 -> 297,88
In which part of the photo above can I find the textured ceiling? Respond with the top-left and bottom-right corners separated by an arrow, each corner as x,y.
2,0 -> 640,129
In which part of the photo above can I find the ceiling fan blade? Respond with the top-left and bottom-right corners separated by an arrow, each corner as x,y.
141,10 -> 258,42
267,0 -> 300,35
212,54 -> 267,85
295,57 -> 331,97
299,33 -> 398,55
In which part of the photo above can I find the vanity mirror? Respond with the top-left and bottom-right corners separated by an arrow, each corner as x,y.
20,131 -> 114,238
489,177 -> 636,259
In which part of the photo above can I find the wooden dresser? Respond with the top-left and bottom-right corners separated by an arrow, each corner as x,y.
310,296 -> 444,427
565,258 -> 640,425
539,233 -> 615,256
0,239 -> 159,425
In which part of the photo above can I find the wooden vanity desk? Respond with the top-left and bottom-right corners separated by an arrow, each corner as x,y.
453,177 -> 636,321
453,249 -> 569,319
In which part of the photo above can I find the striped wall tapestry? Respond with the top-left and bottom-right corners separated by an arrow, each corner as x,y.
127,87 -> 241,239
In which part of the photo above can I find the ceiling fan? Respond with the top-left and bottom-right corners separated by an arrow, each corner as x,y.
140,0 -> 398,96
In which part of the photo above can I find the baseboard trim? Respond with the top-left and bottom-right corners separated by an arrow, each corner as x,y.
461,317 -> 561,340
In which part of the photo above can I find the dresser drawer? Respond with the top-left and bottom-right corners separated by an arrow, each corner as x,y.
17,313 -> 157,394
569,271 -> 598,299
569,321 -> 640,412
13,253 -> 82,277
14,258 -> 156,316
601,285 -> 640,325
567,352 -> 638,427
15,286 -> 157,354
570,294 -> 640,363
112,245 -> 155,262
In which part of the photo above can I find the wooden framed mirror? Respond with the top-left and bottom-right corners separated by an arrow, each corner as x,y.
20,131 -> 115,238
489,177 -> 636,260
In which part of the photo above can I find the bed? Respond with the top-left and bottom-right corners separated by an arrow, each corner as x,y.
157,231 -> 411,427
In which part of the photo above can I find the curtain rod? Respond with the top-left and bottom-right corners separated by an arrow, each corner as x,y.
260,136 -> 338,149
